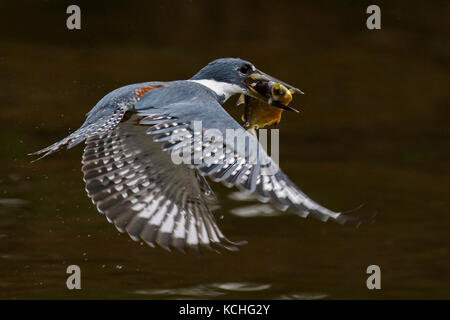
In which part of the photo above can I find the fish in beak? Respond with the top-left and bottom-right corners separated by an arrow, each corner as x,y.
239,71 -> 303,136
244,70 -> 303,112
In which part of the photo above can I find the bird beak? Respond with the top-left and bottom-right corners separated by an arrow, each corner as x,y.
243,70 -> 303,112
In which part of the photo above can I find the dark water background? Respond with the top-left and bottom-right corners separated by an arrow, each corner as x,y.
0,0 -> 449,299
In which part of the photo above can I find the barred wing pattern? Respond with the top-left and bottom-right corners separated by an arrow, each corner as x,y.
137,109 -> 357,226
82,120 -> 242,252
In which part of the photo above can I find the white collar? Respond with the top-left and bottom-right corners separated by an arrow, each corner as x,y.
189,79 -> 245,102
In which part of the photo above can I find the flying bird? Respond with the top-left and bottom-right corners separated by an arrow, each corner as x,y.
32,58 -> 357,253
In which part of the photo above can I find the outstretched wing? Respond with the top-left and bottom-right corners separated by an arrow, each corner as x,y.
135,84 -> 358,226
31,82 -> 244,252
81,119 -> 241,252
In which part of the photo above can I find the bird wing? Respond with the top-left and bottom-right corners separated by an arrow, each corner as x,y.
134,88 -> 358,226
31,82 -> 243,252
82,119 -> 241,252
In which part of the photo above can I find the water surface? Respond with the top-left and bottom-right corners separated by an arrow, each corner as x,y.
0,1 -> 449,299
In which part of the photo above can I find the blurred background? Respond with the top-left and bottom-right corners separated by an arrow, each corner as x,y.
0,0 -> 449,299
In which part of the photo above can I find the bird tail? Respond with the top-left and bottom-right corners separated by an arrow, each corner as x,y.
29,128 -> 88,162
29,105 -> 131,162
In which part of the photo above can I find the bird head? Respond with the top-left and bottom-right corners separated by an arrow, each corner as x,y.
190,58 -> 302,112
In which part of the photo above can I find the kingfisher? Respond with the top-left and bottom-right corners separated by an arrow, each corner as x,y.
32,58 -> 358,253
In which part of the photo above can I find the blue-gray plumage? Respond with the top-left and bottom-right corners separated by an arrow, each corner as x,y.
31,58 -> 358,253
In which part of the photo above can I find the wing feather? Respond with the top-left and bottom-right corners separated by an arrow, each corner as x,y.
82,120 -> 240,252
134,92 -> 359,226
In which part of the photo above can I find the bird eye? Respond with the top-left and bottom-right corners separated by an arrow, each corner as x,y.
239,64 -> 251,74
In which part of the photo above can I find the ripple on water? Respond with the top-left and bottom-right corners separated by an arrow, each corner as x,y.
133,284 -> 225,298
230,204 -> 283,218
228,191 -> 259,202
211,282 -> 271,292
276,293 -> 329,300
0,198 -> 30,208
132,282 -> 271,298
0,254 -> 28,261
